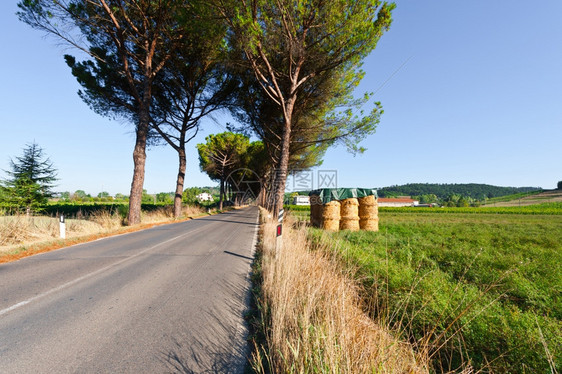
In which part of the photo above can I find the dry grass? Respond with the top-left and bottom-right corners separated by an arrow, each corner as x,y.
252,212 -> 427,373
0,216 -> 58,246
0,204 -> 207,257
0,215 -> 109,252
182,204 -> 206,217
89,210 -> 122,230
140,206 -> 174,224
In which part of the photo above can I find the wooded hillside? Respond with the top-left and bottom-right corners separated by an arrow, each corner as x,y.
378,183 -> 540,200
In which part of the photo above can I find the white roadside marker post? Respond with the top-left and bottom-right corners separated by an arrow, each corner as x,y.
59,214 -> 66,239
276,209 -> 284,251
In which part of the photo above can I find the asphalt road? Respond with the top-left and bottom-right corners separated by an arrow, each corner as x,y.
0,207 -> 259,373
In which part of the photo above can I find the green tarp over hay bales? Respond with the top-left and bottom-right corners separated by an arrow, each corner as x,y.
309,188 -> 378,204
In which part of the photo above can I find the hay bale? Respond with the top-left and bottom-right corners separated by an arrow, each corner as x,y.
322,219 -> 341,231
322,200 -> 341,219
310,194 -> 323,228
321,200 -> 341,231
360,217 -> 379,231
339,198 -> 359,231
358,195 -> 378,219
359,204 -> 378,219
358,195 -> 378,231
340,217 -> 360,231
358,195 -> 376,206
340,198 -> 359,217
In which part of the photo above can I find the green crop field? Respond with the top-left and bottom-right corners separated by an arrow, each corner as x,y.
303,209 -> 562,372
378,202 -> 562,215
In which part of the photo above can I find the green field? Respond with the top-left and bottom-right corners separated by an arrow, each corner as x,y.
298,207 -> 561,372
483,190 -> 543,204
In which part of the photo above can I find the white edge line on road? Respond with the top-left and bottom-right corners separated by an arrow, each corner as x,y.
0,226 -> 208,317
22,218 -> 201,261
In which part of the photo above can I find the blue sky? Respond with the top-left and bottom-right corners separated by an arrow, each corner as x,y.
1,1 -> 561,195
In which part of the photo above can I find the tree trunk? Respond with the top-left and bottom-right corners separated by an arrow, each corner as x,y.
273,116 -> 292,217
173,147 -> 186,218
219,178 -> 224,210
258,183 -> 267,207
127,108 -> 149,225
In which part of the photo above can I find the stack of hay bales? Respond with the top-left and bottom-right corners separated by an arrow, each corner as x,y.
309,190 -> 378,232
321,200 -> 341,231
358,195 -> 379,231
339,198 -> 360,231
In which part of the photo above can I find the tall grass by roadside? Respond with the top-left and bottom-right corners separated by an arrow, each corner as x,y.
0,215 -> 59,246
0,215 -> 116,249
0,205 -> 206,253
250,211 -> 426,373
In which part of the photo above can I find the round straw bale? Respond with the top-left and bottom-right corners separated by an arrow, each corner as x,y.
360,217 -> 379,231
340,217 -> 360,231
340,198 -> 359,218
321,200 -> 340,231
359,205 -> 378,219
322,200 -> 341,220
358,195 -> 376,206
359,196 -> 378,219
322,219 -> 340,231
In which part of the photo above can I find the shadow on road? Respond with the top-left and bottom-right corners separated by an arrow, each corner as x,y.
158,280 -> 251,374
198,218 -> 258,227
223,251 -> 253,261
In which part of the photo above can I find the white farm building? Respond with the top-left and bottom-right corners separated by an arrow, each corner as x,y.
378,197 -> 419,207
293,195 -> 310,206
196,192 -> 214,202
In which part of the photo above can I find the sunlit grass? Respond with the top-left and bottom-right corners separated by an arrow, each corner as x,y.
309,211 -> 562,372
250,212 -> 427,373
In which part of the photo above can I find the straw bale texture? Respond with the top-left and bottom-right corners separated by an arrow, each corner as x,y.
338,198 -> 359,231
322,219 -> 341,231
340,198 -> 359,217
359,195 -> 379,219
358,195 -> 376,206
321,200 -> 341,231
340,217 -> 360,231
360,217 -> 379,231
322,200 -> 341,220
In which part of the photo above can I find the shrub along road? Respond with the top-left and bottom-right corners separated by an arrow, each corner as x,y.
0,207 -> 258,373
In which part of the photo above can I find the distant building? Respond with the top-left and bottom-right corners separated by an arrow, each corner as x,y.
196,192 -> 214,202
378,197 -> 419,207
293,195 -> 310,206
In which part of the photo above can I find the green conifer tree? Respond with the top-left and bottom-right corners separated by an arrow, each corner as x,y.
1,142 -> 58,213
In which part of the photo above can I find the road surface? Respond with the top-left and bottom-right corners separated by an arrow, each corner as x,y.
0,207 -> 259,373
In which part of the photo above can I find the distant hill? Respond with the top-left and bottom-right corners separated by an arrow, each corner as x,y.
377,183 -> 541,200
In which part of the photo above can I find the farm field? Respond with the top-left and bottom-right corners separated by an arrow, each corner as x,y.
483,189 -> 562,207
292,207 -> 562,372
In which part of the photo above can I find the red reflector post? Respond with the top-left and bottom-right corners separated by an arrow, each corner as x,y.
276,224 -> 282,237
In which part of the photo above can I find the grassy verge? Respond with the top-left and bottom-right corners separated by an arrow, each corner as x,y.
309,211 -> 562,372
248,209 -> 426,373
